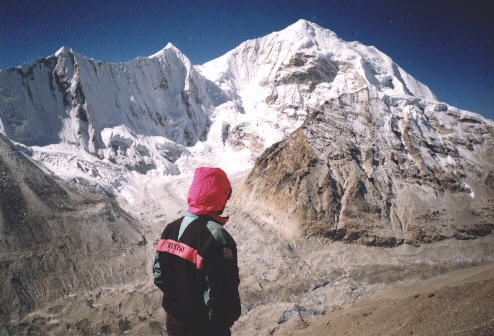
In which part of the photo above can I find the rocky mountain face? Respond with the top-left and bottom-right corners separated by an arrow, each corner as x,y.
240,89 -> 494,246
0,134 -> 147,324
202,19 -> 494,247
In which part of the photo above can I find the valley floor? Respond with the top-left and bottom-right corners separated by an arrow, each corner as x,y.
7,261 -> 494,336
281,262 -> 494,336
4,173 -> 494,336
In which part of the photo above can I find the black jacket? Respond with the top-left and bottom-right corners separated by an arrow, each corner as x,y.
153,213 -> 241,327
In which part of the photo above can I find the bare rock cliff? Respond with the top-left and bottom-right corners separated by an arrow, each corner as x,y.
240,90 -> 494,246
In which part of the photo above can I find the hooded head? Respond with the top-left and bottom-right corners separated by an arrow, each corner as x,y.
187,167 -> 232,224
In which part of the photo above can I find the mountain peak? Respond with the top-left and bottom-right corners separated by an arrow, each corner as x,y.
164,42 -> 178,51
148,42 -> 184,59
280,19 -> 336,38
291,19 -> 320,29
54,46 -> 74,57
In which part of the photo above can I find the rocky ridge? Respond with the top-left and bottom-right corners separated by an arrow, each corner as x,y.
0,134 -> 147,325
240,88 -> 494,246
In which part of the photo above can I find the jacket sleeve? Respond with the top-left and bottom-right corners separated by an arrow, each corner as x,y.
153,226 -> 169,292
153,251 -> 165,292
203,238 -> 241,327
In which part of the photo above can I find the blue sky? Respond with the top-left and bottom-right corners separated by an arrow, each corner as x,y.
1,0 -> 493,119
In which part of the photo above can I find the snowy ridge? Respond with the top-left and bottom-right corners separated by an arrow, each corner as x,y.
0,42 -> 229,178
200,19 -> 436,100
0,19 -> 491,195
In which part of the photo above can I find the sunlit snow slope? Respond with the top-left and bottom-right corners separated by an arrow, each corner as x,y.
0,43 -> 226,178
0,19 -> 491,192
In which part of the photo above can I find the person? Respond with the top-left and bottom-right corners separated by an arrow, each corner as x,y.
153,167 -> 241,336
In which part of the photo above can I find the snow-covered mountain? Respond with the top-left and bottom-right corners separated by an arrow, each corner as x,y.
0,43 -> 227,178
198,19 -> 439,170
1,19 -> 494,335
0,19 -> 492,240
201,19 -> 435,104
0,20 -> 445,185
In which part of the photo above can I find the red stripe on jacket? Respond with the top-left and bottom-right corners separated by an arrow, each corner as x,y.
156,239 -> 203,270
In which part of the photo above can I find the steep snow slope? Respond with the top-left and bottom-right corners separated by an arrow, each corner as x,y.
201,19 -> 435,101
0,43 -> 225,176
198,19 -> 438,161
189,19 -> 443,174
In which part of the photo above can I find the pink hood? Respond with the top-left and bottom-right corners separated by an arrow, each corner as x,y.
187,167 -> 231,224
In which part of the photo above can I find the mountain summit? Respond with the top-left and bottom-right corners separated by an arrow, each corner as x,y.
222,21 -> 493,246
201,18 -> 436,100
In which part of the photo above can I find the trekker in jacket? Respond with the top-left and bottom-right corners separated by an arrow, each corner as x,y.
153,167 -> 241,336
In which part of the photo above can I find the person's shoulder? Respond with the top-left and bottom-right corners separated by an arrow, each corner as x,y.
167,217 -> 184,228
162,217 -> 184,234
204,220 -> 236,246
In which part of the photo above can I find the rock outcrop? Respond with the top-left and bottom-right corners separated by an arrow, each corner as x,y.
0,134 -> 147,322
240,89 -> 494,246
